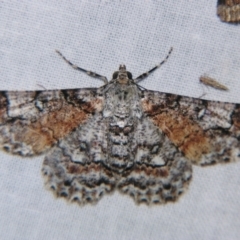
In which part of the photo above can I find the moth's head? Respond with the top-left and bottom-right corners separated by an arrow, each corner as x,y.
112,65 -> 133,84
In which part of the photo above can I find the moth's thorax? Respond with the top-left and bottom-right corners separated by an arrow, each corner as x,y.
103,78 -> 142,119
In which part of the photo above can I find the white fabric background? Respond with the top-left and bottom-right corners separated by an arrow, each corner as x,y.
0,1 -> 240,239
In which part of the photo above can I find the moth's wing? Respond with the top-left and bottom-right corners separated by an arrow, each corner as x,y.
141,90 -> 240,166
0,89 -> 102,156
116,116 -> 192,205
217,0 -> 240,23
42,111 -> 117,205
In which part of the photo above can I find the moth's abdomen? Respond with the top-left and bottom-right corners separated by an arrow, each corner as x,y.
107,118 -> 136,173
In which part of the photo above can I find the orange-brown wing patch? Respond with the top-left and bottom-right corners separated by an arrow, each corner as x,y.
0,90 -> 103,156
18,103 -> 91,154
142,99 -> 211,163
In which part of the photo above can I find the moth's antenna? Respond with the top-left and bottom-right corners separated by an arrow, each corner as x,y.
134,47 -> 173,83
56,50 -> 108,84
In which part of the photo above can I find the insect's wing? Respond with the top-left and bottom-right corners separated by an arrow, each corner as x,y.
42,144 -> 116,205
0,88 -> 116,204
110,97 -> 192,205
42,101 -> 118,205
141,90 -> 240,166
117,125 -> 192,204
217,0 -> 240,23
0,89 -> 102,156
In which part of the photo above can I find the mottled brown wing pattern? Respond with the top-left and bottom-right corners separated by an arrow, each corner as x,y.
217,0 -> 240,23
141,91 -> 240,166
0,88 -> 115,204
0,89 -> 102,156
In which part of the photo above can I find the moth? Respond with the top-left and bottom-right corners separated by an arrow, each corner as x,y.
199,75 -> 229,91
0,48 -> 239,205
217,0 -> 240,23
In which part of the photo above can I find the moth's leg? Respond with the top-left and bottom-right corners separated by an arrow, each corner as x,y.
56,50 -> 108,84
134,47 -> 173,83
